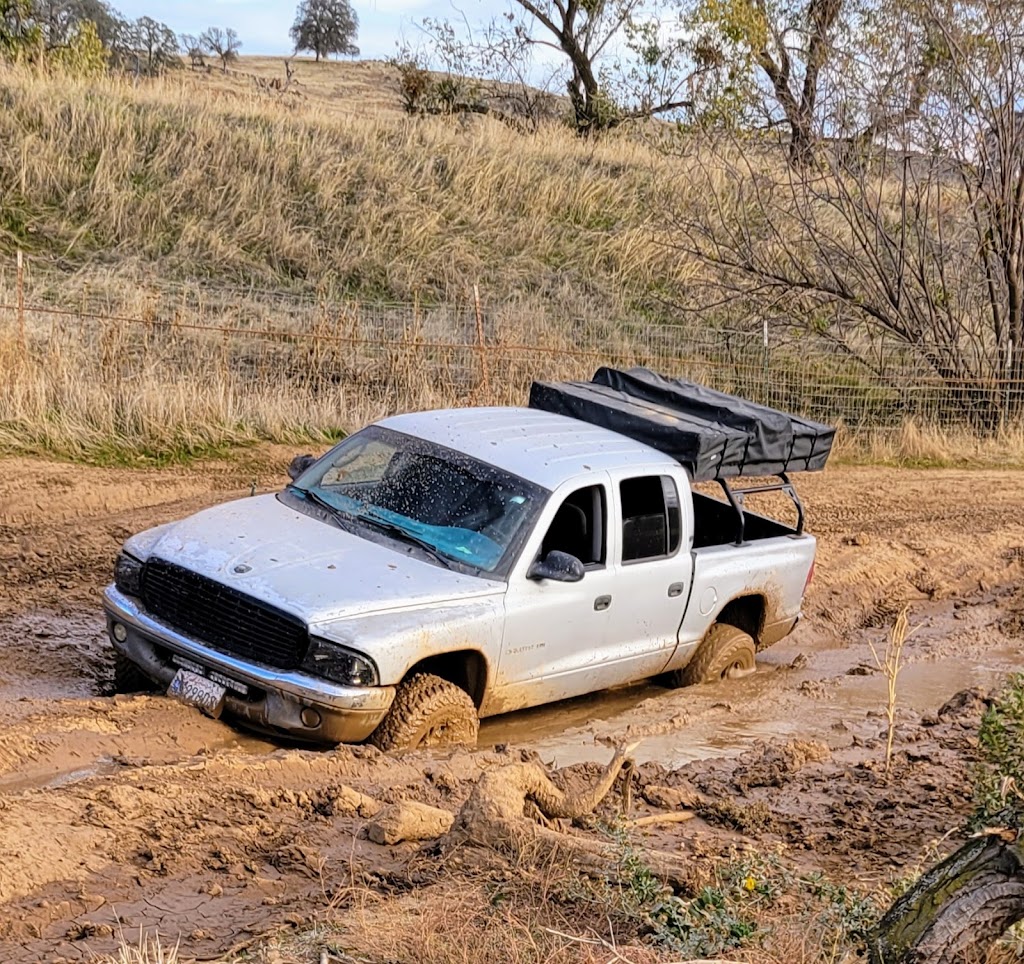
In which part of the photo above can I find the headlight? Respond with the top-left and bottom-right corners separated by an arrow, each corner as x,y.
302,637 -> 378,686
114,553 -> 144,596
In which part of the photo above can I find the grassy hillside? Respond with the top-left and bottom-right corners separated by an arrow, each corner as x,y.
0,58 -> 691,317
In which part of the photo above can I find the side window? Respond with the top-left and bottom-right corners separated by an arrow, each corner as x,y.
620,475 -> 682,562
540,485 -> 607,567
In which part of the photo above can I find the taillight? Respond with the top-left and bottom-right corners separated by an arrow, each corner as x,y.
804,560 -> 815,593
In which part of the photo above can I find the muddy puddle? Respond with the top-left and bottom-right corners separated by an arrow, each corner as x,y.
498,599 -> 1024,769
509,654 -> 1017,769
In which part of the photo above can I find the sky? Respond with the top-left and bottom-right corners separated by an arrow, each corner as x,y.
112,0 -> 502,61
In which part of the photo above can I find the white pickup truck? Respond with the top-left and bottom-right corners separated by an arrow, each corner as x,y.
104,371 -> 829,751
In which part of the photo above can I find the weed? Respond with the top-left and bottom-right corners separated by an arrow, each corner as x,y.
868,605 -> 913,778
801,872 -> 881,944
973,672 -> 1024,829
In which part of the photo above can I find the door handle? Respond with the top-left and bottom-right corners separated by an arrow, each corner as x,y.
594,595 -> 612,611
668,582 -> 685,598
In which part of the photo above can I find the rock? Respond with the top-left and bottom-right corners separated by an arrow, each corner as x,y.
937,687 -> 992,720
642,782 -> 705,810
367,800 -> 455,845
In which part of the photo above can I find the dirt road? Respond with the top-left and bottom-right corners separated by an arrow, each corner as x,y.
1,454 -> 1023,960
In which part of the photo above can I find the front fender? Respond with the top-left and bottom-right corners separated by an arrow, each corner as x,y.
123,522 -> 178,561
310,595 -> 505,688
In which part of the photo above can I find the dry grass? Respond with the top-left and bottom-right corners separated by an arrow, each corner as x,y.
206,56 -> 408,118
4,279 -> 1024,464
0,60 -> 687,311
237,855 -> 887,964
96,932 -> 179,964
0,275 -> 646,462
869,605 -> 912,778
831,419 -> 1024,468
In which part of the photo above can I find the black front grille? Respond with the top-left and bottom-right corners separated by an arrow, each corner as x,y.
142,558 -> 309,669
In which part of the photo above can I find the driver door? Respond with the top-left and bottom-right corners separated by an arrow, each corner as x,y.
491,478 -> 618,715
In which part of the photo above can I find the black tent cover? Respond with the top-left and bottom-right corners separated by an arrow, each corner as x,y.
528,367 -> 835,481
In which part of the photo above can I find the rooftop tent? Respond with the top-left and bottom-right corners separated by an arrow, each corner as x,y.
528,380 -> 751,480
529,368 -> 835,481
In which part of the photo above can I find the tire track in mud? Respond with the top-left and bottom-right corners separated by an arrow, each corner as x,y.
1,454 -> 1024,959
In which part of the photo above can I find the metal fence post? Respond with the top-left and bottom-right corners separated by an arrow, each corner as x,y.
762,317 -> 770,404
16,250 -> 25,349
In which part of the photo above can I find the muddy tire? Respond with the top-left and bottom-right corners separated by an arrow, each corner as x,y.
670,624 -> 756,687
370,673 -> 479,752
113,651 -> 156,694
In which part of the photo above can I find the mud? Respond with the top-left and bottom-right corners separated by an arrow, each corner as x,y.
0,455 -> 1023,960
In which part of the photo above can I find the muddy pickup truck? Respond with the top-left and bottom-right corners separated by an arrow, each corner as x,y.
103,368 -> 834,750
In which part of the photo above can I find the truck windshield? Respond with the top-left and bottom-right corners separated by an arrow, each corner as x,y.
287,427 -> 544,574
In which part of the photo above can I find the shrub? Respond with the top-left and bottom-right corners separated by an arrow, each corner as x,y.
973,673 -> 1024,829
51,21 -> 109,77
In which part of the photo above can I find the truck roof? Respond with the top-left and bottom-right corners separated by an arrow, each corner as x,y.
377,406 -> 680,491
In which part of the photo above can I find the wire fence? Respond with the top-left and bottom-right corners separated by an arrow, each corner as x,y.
2,262 -> 1023,442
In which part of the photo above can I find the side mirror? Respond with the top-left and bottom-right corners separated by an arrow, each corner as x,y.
528,550 -> 585,583
287,453 -> 317,481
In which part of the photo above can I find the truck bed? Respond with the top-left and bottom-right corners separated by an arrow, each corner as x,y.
691,490 -> 796,548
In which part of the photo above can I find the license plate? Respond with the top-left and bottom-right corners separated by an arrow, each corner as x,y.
170,654 -> 248,696
168,669 -> 226,719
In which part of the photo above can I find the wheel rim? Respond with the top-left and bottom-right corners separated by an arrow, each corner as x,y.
724,658 -> 755,680
416,716 -> 468,749
420,722 -> 449,747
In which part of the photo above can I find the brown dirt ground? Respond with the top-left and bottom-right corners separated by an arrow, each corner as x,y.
1,455 -> 1023,961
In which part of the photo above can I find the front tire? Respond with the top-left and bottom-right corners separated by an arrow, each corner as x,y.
113,651 -> 157,694
668,623 -> 757,688
370,673 -> 479,752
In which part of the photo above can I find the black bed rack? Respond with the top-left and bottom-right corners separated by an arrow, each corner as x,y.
717,472 -> 806,545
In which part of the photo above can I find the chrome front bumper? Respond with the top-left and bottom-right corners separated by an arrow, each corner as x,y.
102,585 -> 395,743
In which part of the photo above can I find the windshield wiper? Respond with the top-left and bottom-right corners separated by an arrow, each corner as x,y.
287,485 -> 355,530
354,510 -> 456,571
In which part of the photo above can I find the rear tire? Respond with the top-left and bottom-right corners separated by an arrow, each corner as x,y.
668,623 -> 757,688
113,651 -> 157,694
370,673 -> 479,752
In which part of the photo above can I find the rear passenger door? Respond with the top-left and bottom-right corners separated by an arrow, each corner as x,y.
603,470 -> 694,680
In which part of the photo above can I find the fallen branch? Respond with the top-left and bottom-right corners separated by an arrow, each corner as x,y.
626,810 -> 696,829
447,743 -> 692,890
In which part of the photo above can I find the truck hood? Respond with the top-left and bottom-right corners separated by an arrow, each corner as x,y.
130,494 -> 503,625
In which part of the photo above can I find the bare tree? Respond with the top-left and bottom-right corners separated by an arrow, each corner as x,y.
513,0 -> 698,133
200,25 -> 241,72
180,32 -> 205,68
131,16 -> 178,73
666,0 -> 1024,430
419,0 -> 700,135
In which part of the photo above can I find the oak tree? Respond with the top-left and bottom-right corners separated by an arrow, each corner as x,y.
290,0 -> 358,62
